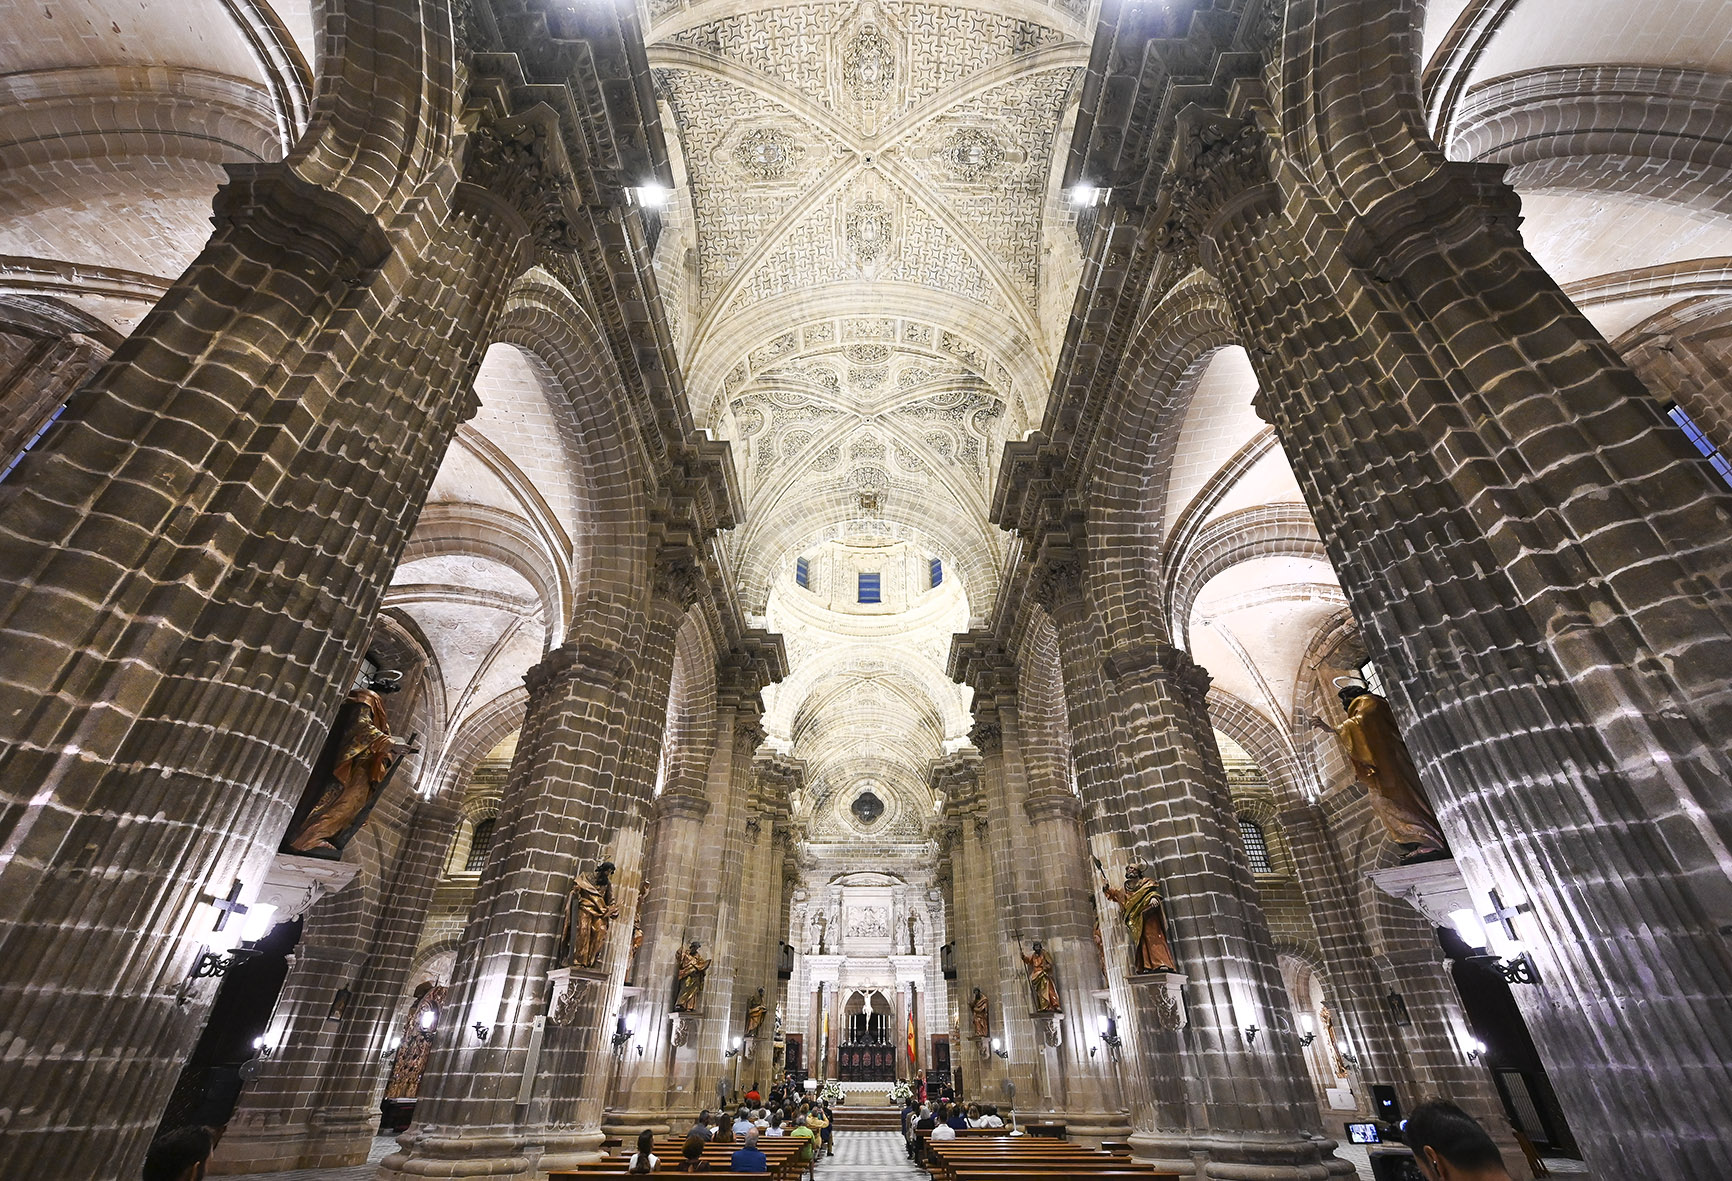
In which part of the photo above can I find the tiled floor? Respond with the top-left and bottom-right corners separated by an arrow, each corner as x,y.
812,1130 -> 925,1181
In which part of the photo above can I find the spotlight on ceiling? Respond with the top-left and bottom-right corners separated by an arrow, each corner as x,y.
1067,185 -> 1105,208
635,183 -> 672,209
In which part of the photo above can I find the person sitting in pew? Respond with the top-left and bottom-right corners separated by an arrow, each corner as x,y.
730,1129 -> 768,1174
626,1129 -> 658,1174
677,1130 -> 712,1171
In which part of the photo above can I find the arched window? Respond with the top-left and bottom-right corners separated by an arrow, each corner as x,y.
464,817 -> 496,872
1238,817 -> 1273,874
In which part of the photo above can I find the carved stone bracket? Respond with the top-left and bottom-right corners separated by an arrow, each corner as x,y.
669,1010 -> 702,1048
1132,970 -> 1188,1031
257,853 -> 362,925
545,966 -> 608,1027
1031,1011 -> 1064,1049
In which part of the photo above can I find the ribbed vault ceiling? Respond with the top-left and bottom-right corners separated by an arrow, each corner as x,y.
646,0 -> 1091,842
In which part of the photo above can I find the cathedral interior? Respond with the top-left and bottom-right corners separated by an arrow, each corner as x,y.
1,0 -> 1730,1179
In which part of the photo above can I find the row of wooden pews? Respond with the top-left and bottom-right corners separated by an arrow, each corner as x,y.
548,1133 -> 807,1177
925,1133 -> 1182,1181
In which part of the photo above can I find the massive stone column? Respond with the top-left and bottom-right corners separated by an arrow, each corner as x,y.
210,798 -> 462,1172
0,154 -> 531,1179
946,638 -> 1128,1142
1161,105 -> 1732,1177
1036,569 -> 1346,1178
380,575 -> 684,1179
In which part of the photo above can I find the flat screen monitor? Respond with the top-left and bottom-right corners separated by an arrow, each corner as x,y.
1345,1122 -> 1381,1144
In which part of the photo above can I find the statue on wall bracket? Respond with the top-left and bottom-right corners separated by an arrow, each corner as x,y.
970,987 -> 991,1039
1019,940 -> 1062,1013
282,670 -> 418,858
674,940 -> 711,1012
1313,682 -> 1449,863
556,860 -> 619,970
1096,858 -> 1178,974
745,986 -> 768,1038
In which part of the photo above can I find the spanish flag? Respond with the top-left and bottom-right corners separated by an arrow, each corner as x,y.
906,1008 -> 917,1067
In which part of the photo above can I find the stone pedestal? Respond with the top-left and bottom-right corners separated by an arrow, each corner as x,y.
1128,971 -> 1187,1032
1366,860 -> 1472,931
256,854 -> 363,926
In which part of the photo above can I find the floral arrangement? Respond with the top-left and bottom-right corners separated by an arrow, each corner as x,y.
820,1080 -> 846,1104
886,1081 -> 914,1106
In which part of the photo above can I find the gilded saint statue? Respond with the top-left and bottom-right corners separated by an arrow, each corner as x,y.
557,861 -> 619,969
674,940 -> 711,1012
970,987 -> 991,1040
1020,941 -> 1062,1013
1096,858 -> 1178,974
1313,685 -> 1449,861
745,987 -> 768,1038
283,672 -> 416,857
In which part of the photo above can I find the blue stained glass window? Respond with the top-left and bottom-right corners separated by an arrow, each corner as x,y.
930,557 -> 943,588
858,572 -> 881,603
796,556 -> 810,588
1667,402 -> 1732,488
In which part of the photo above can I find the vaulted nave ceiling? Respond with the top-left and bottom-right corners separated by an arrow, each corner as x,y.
644,0 -> 1094,838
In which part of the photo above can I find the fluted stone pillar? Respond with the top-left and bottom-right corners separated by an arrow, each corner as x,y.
211,798 -> 463,1172
1039,571 -> 1344,1177
946,655 -> 1128,1144
0,158 -> 531,1179
380,584 -> 683,1179
1169,115 -> 1732,1179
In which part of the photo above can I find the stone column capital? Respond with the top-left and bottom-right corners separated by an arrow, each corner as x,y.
523,639 -> 636,698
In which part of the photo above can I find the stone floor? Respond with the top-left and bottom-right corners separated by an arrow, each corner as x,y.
235,1127 -> 1589,1181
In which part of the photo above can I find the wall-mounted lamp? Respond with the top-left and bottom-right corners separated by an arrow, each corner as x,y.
990,1037 -> 1008,1060
1465,1038 -> 1487,1063
1242,1024 -> 1260,1046
177,879 -> 266,1005
251,1036 -> 273,1059
1335,1039 -> 1360,1072
725,1036 -> 744,1059
382,1035 -> 402,1061
634,183 -> 672,209
472,1021 -> 491,1044
1449,891 -> 1542,986
1297,1014 -> 1317,1047
1095,1014 -> 1123,1061
419,1008 -> 437,1032
611,1016 -> 636,1059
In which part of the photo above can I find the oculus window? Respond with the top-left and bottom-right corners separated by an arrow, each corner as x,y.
851,790 -> 886,825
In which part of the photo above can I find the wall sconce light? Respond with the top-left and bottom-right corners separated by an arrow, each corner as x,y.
419,1008 -> 437,1033
1095,1014 -> 1123,1061
176,879 -> 264,1005
1336,1039 -> 1360,1072
725,1036 -> 744,1059
1450,891 -> 1542,986
1297,1015 -> 1317,1047
472,1021 -> 491,1044
612,1016 -> 636,1059
990,1037 -> 1008,1060
382,1035 -> 402,1061
1242,1024 -> 1260,1046
251,1036 -> 272,1059
1465,1038 -> 1487,1063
